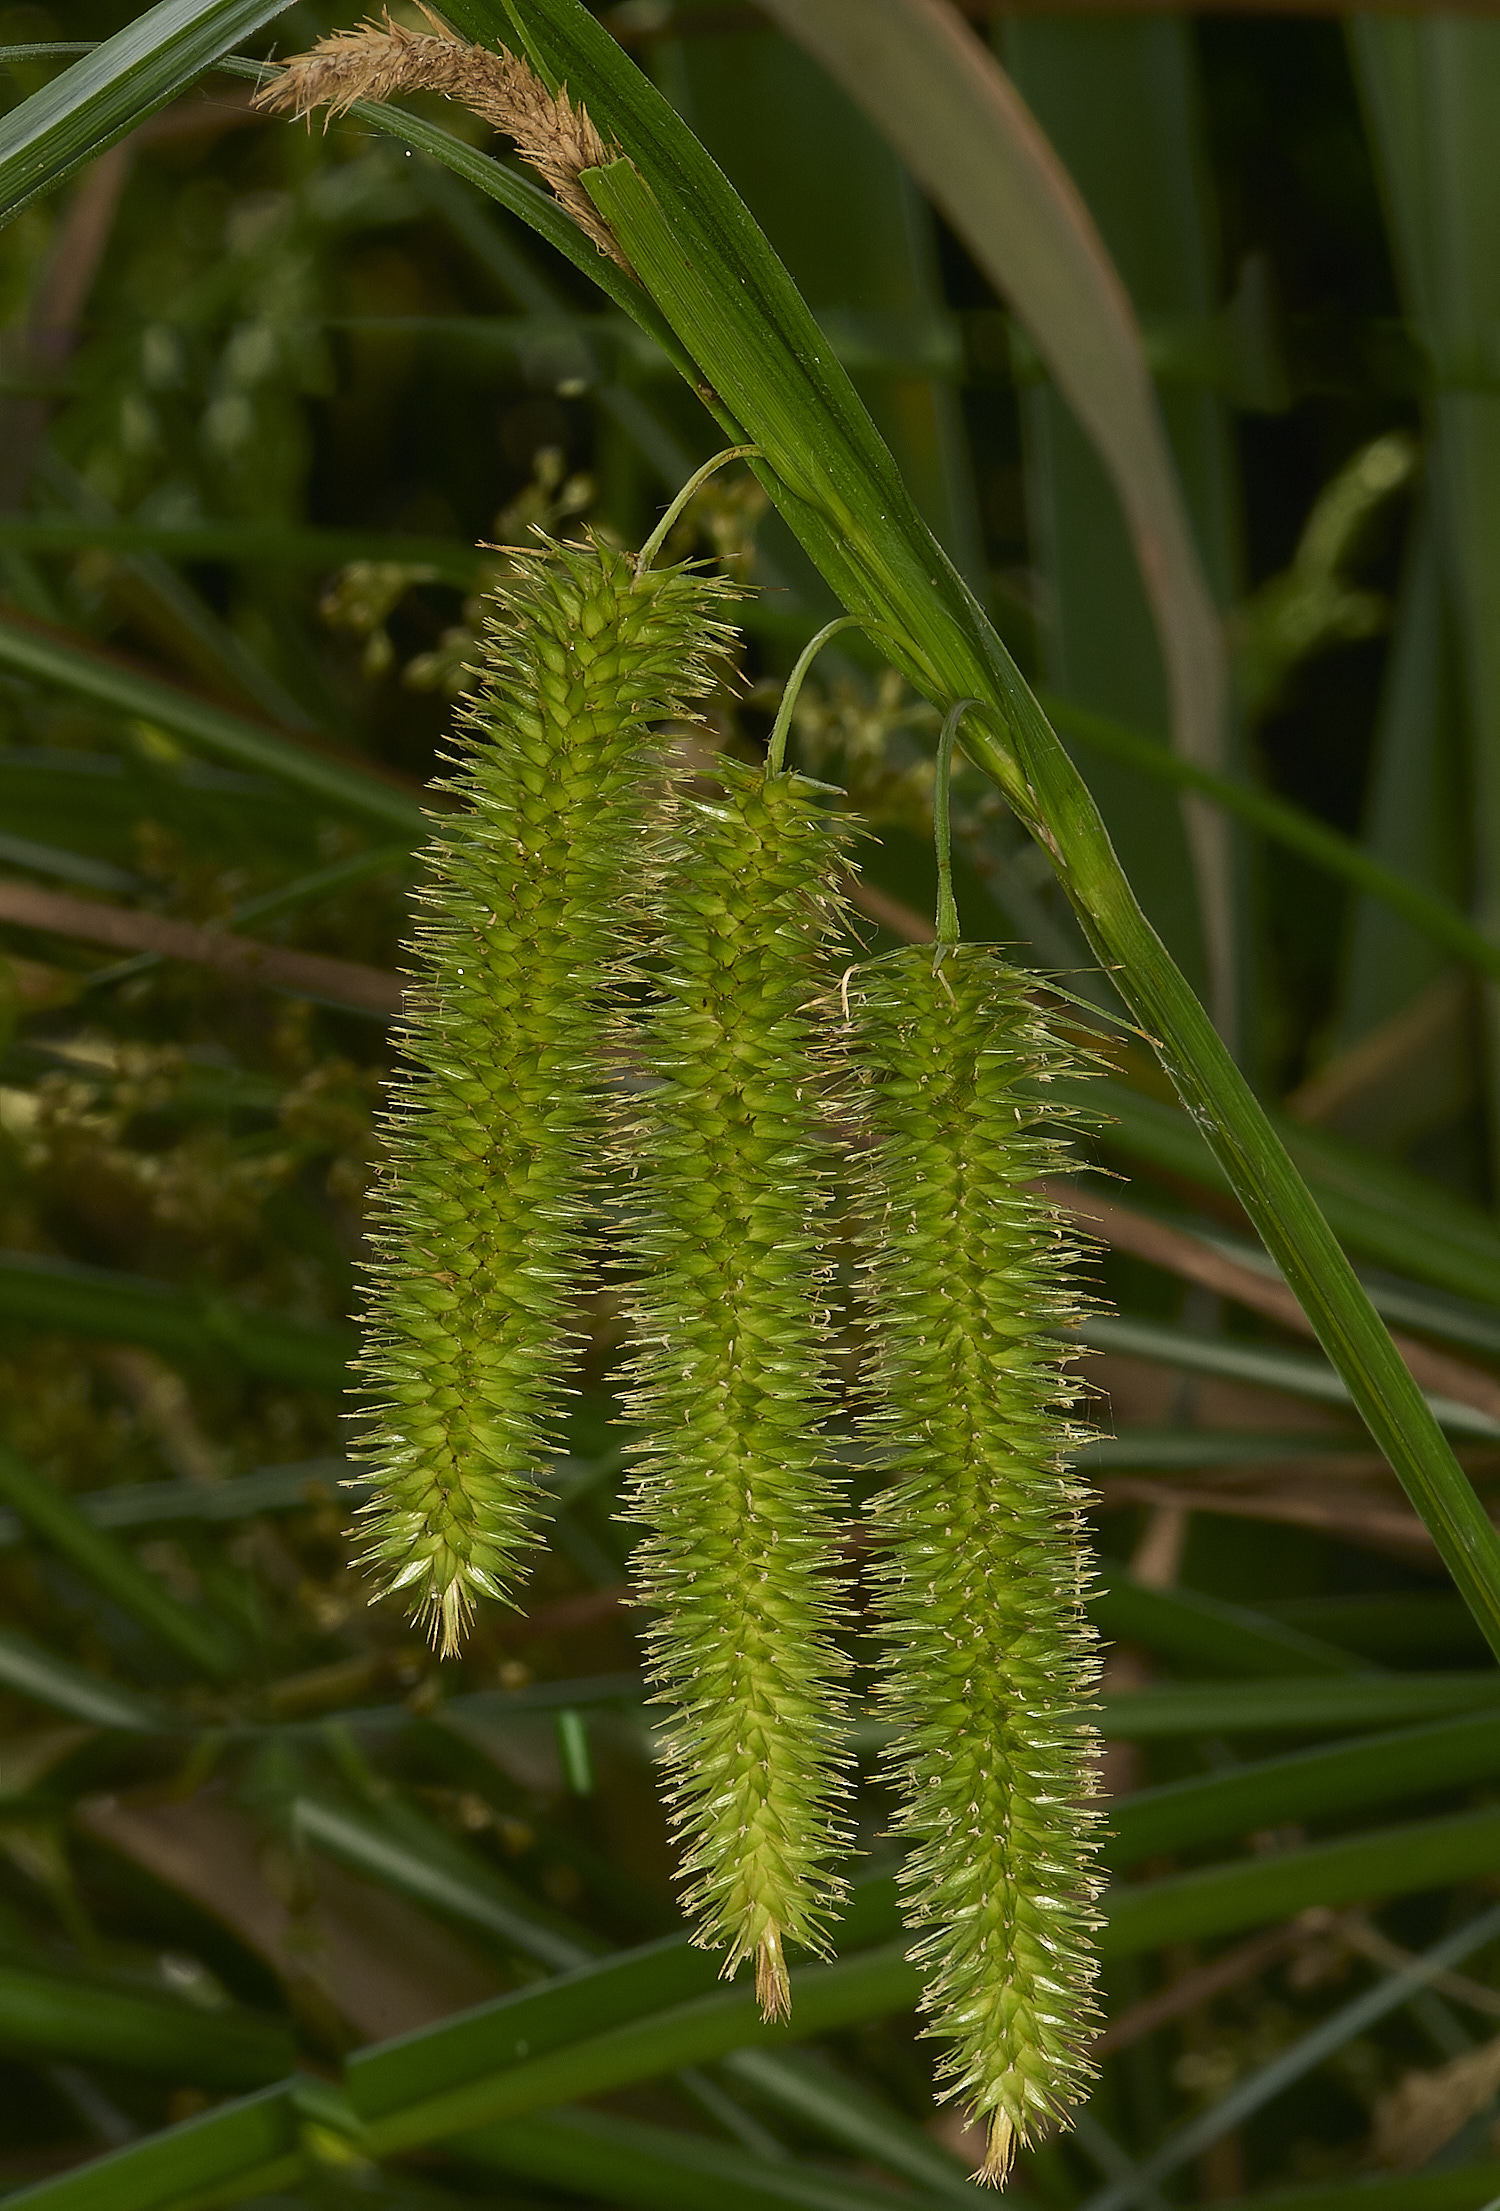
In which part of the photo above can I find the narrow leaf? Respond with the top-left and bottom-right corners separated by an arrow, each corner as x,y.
0,0 -> 295,223
1099,1671 -> 1500,1738
456,2103 -> 978,2211
0,1628 -> 168,1730
1102,1804 -> 1500,1959
292,1797 -> 590,1973
1091,1567 -> 1368,1681
1056,689 -> 1500,988
0,1962 -> 292,2087
0,614 -> 425,836
1077,1311 -> 1500,1440
0,1251 -> 355,1390
757,0 -> 1234,1033
1107,1708 -> 1500,1866
0,1443 -> 235,1679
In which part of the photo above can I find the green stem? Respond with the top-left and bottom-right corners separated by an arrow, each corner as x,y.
764,613 -> 873,775
634,443 -> 763,576
931,697 -> 979,948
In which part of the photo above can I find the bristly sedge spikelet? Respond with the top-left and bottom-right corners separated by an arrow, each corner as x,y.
844,945 -> 1105,2185
253,13 -> 629,271
357,536 -> 739,1656
616,755 -> 856,2018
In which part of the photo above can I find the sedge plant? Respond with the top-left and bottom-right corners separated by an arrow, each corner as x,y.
241,0 -> 1500,2174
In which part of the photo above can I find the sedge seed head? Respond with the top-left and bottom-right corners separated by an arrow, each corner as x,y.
356,537 -> 742,1649
253,16 -> 629,270
615,756 -> 858,1990
843,944 -> 1105,2155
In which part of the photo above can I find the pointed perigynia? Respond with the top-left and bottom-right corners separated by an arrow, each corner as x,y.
357,537 -> 738,1655
617,756 -> 856,2016
845,946 -> 1105,2184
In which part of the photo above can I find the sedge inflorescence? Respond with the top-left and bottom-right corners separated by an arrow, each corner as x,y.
352,515 -> 1102,2167
355,537 -> 736,1656
614,757 -> 857,2018
845,947 -> 1104,2182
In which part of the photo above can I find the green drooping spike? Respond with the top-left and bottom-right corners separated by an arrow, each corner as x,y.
356,535 -> 739,1656
845,944 -> 1104,2183
617,754 -> 856,2019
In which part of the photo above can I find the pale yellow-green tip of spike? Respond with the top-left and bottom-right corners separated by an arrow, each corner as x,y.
977,2112 -> 1017,2190
755,1927 -> 790,2023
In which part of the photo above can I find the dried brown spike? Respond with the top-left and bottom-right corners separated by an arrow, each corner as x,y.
252,15 -> 630,271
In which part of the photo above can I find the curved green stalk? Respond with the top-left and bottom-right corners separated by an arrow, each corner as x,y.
357,536 -> 737,1654
617,755 -> 855,2016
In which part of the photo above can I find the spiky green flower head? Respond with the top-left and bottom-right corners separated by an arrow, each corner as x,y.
844,944 -> 1104,2185
617,754 -> 857,2019
357,535 -> 740,1657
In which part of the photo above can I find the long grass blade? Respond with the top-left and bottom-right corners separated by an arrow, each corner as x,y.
455,2103 -> 976,2211
1108,1708 -> 1500,1866
1099,1673 -> 1500,1738
1070,1076 -> 1500,1309
0,1251 -> 355,1388
1077,1311 -> 1500,1439
0,1963 -> 293,2087
1103,1806 -> 1500,1960
291,1797 -> 590,1973
1055,689 -> 1500,989
1091,1567 -> 1368,1680
0,614 -> 425,836
0,1443 -> 235,1678
758,0 -> 1234,1034
0,0 -> 295,222
0,1628 -> 168,1730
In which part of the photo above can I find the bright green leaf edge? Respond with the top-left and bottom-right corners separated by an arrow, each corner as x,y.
0,0 -> 294,222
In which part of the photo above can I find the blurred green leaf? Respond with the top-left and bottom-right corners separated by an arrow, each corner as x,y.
456,2103 -> 976,2211
999,12 -> 1243,1024
1074,1075 -> 1500,1308
1077,1310 -> 1500,1438
0,1442 -> 236,1679
721,2049 -> 982,2207
0,1252 -> 355,1390
0,0 -> 295,223
0,1628 -> 168,1730
0,1961 -> 293,2087
759,0 -> 1234,1028
1091,1566 -> 1368,1680
0,517 -> 485,586
1102,1803 -> 1500,1958
1219,2164 -> 1500,2211
1098,1671 -> 1500,1738
291,1796 -> 592,1975
0,615 -> 425,837
1107,1706 -> 1500,1866
1054,688 -> 1500,991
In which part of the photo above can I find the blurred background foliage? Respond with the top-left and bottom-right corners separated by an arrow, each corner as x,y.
9,6 -> 1500,2211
